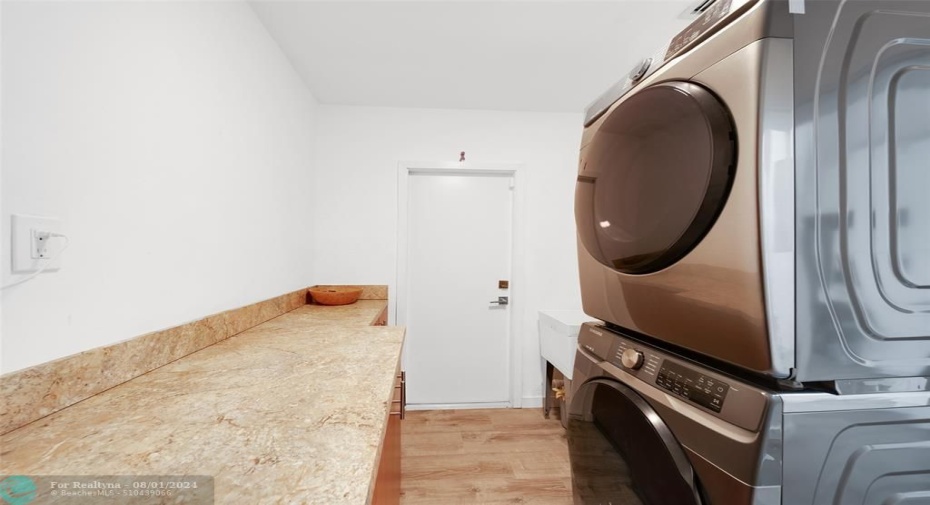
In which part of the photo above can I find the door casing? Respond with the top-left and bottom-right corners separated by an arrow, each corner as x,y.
396,161 -> 527,409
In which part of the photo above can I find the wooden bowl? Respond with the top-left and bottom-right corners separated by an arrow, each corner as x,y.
308,287 -> 363,306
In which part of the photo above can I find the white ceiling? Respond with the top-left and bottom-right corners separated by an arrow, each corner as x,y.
250,1 -> 695,113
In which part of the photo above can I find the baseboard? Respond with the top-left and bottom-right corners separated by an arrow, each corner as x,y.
405,397 -> 547,411
406,401 -> 512,411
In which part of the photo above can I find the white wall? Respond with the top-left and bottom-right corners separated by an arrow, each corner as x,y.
0,1 -> 318,373
313,105 -> 583,404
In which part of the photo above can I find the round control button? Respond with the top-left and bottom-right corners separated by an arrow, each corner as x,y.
620,348 -> 645,370
629,57 -> 652,82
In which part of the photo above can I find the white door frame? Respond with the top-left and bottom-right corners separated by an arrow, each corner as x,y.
396,161 -> 527,409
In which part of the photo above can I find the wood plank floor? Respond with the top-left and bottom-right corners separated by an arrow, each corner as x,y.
400,408 -> 573,505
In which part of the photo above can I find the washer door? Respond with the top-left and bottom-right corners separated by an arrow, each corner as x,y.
575,81 -> 736,274
568,378 -> 703,505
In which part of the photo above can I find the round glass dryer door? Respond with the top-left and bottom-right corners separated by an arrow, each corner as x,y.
567,379 -> 703,505
575,81 -> 737,274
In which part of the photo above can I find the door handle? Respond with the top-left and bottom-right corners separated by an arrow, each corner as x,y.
490,296 -> 509,305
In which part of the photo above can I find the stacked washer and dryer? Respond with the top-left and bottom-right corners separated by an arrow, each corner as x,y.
568,0 -> 930,504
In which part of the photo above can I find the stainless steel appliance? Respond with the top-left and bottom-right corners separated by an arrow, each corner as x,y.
575,0 -> 930,382
568,323 -> 930,505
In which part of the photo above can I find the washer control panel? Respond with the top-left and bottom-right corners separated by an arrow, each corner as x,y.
576,323 -> 768,431
656,360 -> 729,412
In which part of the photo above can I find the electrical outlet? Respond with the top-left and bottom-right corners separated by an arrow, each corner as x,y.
11,214 -> 63,273
33,230 -> 53,259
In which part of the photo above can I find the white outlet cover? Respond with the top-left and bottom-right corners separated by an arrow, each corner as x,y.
11,214 -> 63,273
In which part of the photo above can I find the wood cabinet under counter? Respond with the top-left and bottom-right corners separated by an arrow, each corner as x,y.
373,364 -> 405,504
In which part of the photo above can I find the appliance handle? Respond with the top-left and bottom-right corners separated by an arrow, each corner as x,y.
392,371 -> 406,419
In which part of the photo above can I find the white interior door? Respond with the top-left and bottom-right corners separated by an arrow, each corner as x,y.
404,171 -> 513,408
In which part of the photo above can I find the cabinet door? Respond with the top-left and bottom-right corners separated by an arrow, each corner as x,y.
373,370 -> 404,505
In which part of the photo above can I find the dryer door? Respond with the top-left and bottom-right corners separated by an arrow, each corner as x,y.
576,81 -> 736,274
567,378 -> 703,505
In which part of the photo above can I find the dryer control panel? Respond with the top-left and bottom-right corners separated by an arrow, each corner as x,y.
576,323 -> 767,431
666,0 -> 734,59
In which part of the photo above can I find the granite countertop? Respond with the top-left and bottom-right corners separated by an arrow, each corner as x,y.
0,300 -> 405,504
285,301 -> 389,326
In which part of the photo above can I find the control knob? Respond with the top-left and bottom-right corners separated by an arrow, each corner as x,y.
629,57 -> 652,82
620,348 -> 645,370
